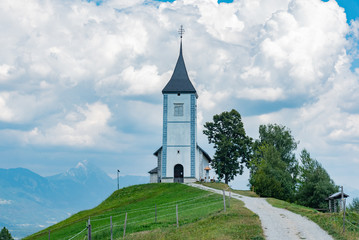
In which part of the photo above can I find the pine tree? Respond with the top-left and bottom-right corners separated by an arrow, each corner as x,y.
0,227 -> 14,240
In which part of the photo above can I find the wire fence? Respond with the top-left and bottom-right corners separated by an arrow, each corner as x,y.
46,191 -> 229,240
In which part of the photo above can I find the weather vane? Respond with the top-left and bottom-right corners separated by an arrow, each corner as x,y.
178,25 -> 185,38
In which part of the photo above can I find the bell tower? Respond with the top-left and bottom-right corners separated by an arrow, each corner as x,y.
150,26 -> 211,183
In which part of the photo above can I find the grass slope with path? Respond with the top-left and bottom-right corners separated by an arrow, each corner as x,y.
267,198 -> 359,240
198,182 -> 359,240
24,183 -> 264,240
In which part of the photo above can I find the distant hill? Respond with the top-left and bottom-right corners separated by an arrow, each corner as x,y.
0,161 -> 149,239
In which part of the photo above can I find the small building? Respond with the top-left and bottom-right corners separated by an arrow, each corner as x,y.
326,192 -> 349,212
148,167 -> 158,184
149,28 -> 211,183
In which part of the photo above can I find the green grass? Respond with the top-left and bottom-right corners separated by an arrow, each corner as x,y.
266,198 -> 359,240
25,183 -> 264,240
197,182 -> 259,197
126,196 -> 264,240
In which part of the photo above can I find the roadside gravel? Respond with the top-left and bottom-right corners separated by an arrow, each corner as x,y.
187,183 -> 333,240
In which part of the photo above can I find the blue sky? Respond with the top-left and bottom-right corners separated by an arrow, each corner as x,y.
0,0 -> 358,197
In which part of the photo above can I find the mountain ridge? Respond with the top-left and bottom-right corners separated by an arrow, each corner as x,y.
0,161 -> 149,239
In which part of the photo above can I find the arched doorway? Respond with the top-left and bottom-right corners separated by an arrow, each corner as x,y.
174,164 -> 184,183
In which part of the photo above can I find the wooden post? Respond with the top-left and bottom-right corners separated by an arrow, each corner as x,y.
48,230 -> 50,240
222,190 -> 226,212
155,204 -> 157,223
334,199 -> 337,212
123,212 -> 127,238
343,198 -> 346,233
176,204 -> 179,228
110,216 -> 113,240
328,199 -> 332,212
88,218 -> 91,240
340,186 -> 344,211
229,190 -> 231,209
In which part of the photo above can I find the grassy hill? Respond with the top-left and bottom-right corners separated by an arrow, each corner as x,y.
24,183 -> 264,240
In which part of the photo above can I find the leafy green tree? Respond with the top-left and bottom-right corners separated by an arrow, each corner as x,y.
249,144 -> 294,200
250,124 -> 299,199
203,109 -> 252,184
349,197 -> 359,212
255,124 -> 299,177
296,149 -> 338,209
0,227 -> 14,240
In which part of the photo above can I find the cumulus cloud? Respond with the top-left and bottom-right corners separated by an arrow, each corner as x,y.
95,65 -> 169,96
0,0 -> 358,188
20,102 -> 128,150
0,91 -> 56,123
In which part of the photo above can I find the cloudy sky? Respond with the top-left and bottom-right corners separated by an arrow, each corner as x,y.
1,0 -> 358,193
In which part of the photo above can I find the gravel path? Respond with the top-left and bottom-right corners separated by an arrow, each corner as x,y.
187,183 -> 333,240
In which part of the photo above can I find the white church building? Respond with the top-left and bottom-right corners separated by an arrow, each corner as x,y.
149,32 -> 211,183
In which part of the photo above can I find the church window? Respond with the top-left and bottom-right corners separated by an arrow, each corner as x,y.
174,103 -> 183,116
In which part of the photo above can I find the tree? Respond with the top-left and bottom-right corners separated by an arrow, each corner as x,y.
0,227 -> 14,240
255,124 -> 299,177
249,144 -> 294,200
250,124 -> 299,198
349,197 -> 359,212
203,109 -> 252,184
296,149 -> 338,209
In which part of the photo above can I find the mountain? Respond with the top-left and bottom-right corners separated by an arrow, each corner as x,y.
0,161 -> 149,239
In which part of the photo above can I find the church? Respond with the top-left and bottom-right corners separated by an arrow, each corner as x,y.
149,28 -> 211,183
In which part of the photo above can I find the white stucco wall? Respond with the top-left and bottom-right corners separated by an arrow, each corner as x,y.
166,147 -> 191,177
150,173 -> 158,183
167,123 -> 190,145
165,93 -> 193,178
167,94 -> 191,122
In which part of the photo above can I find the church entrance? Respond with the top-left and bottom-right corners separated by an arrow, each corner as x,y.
174,164 -> 184,183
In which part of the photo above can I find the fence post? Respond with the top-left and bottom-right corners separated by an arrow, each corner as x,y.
48,230 -> 50,240
110,216 -> 113,240
123,212 -> 127,238
229,190 -> 231,209
87,218 -> 91,240
222,190 -> 226,212
341,186 -> 344,211
343,198 -> 346,233
155,204 -> 157,223
176,204 -> 179,228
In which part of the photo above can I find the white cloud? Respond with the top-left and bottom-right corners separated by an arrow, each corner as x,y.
0,0 -> 358,189
0,91 -> 55,123
0,199 -> 12,205
0,64 -> 16,81
96,65 -> 169,96
22,102 -> 127,149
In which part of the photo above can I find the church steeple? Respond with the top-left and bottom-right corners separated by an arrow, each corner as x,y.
149,25 -> 211,184
162,26 -> 197,96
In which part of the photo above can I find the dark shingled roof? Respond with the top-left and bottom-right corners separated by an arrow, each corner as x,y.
148,167 -> 158,174
326,192 -> 349,200
162,40 -> 197,96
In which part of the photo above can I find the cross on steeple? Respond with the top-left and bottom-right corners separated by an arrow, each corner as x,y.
178,25 -> 185,38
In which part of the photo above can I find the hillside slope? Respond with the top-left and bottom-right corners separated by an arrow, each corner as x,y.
0,162 -> 148,239
25,183 -> 264,240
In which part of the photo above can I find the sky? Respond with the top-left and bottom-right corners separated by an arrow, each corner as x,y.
0,0 -> 359,194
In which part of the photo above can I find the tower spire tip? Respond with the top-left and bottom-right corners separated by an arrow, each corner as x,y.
178,25 -> 185,39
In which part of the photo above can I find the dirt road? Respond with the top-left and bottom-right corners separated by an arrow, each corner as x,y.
188,183 -> 333,240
